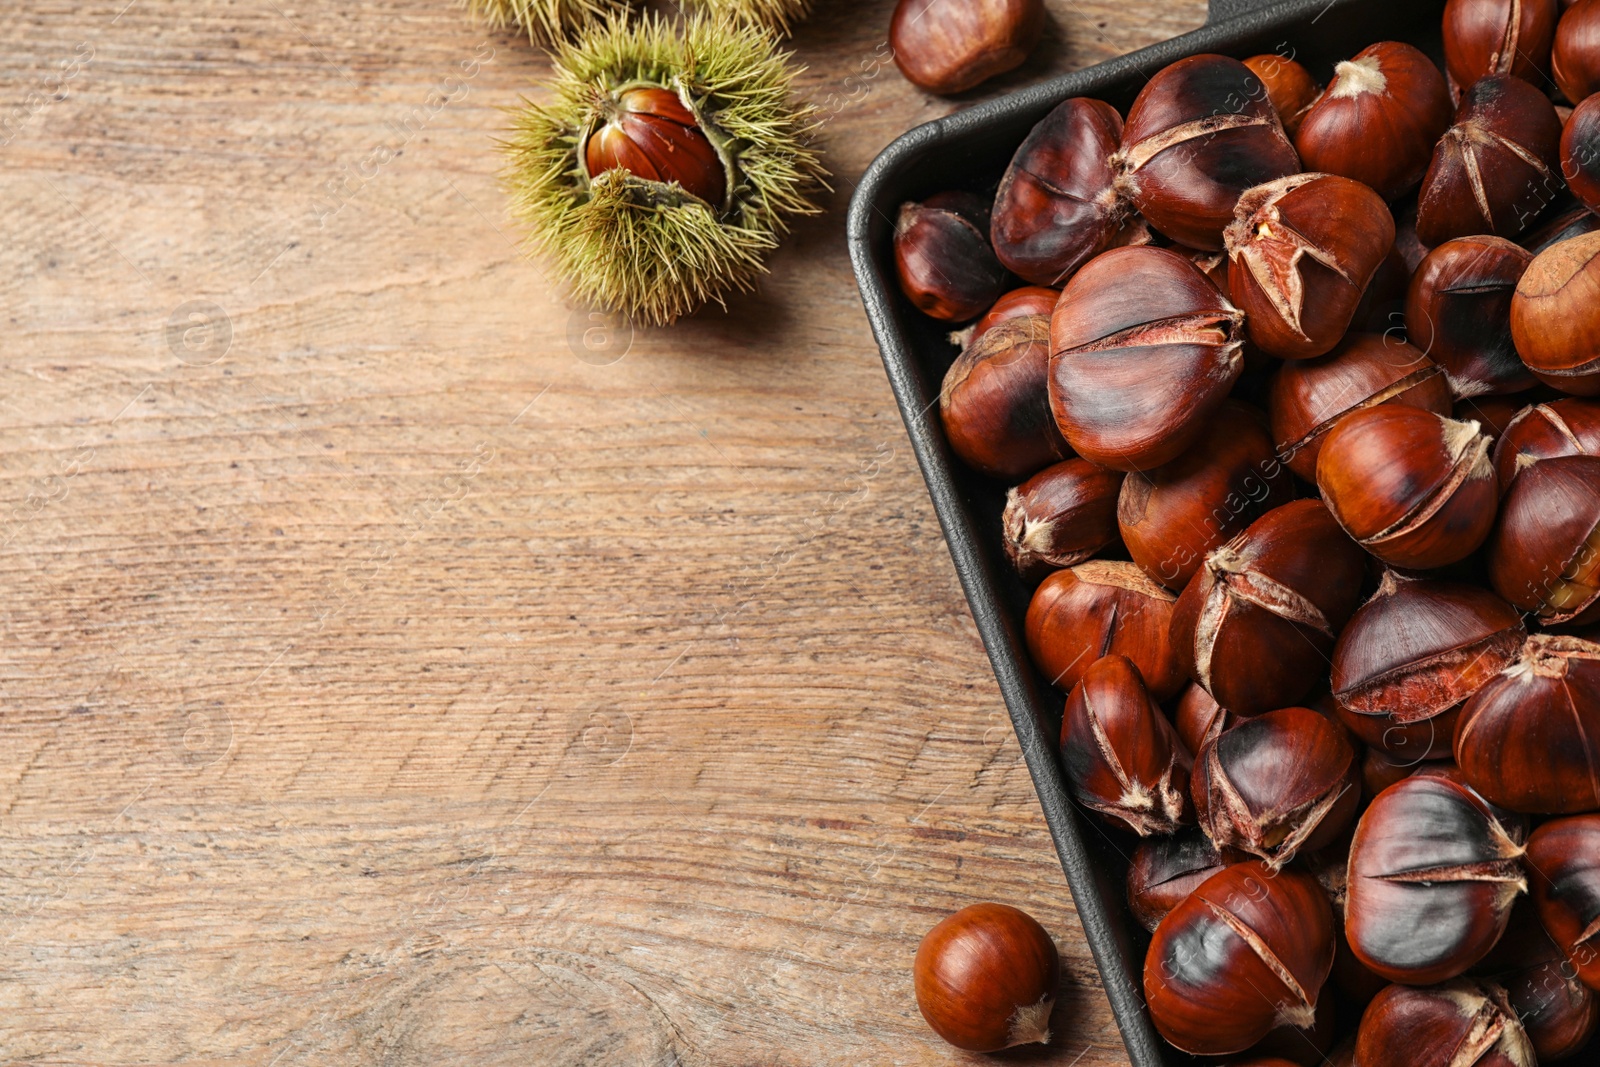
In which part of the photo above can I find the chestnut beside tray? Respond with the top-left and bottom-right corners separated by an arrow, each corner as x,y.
847,1 -> 1445,1063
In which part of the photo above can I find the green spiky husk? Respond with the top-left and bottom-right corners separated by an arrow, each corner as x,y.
689,0 -> 814,34
501,14 -> 828,325
461,0 -> 630,44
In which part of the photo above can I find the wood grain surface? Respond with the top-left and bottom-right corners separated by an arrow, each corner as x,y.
0,1 -> 1207,1062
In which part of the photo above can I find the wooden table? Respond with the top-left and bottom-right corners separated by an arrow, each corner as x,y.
0,1 -> 1207,1061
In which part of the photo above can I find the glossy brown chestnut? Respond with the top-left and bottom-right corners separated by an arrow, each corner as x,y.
1267,332 -> 1452,482
1316,405 -> 1497,569
1331,573 -> 1526,760
1172,500 -> 1368,716
1024,560 -> 1184,699
913,902 -> 1059,1050
1174,682 -> 1236,756
1486,454 -> 1600,623
1002,458 -> 1124,581
1243,54 -> 1320,138
1443,0 -> 1559,88
1491,397 -> 1600,491
972,285 -> 1060,341
1049,246 -> 1245,471
1116,401 -> 1294,590
1126,824 -> 1230,931
890,0 -> 1044,96
1361,750 -> 1454,801
1416,75 -> 1564,247
1295,42 -> 1454,201
1347,776 -> 1527,984
991,98 -> 1128,285
1511,230 -> 1600,395
940,315 -> 1071,480
1406,237 -> 1537,398
1563,94 -> 1600,216
1225,173 -> 1396,360
1554,0 -> 1600,103
1526,815 -> 1600,991
1143,860 -> 1334,1055
1524,204 -> 1600,254
1059,654 -> 1191,835
894,192 -> 1009,322
584,86 -> 727,207
1473,902 -> 1600,1061
1355,979 -> 1536,1067
1114,54 -> 1300,250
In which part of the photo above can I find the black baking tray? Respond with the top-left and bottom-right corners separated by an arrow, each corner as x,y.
848,2 -> 1446,1064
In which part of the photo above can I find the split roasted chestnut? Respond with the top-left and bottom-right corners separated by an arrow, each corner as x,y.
1405,236 -> 1536,398
890,0 -> 1044,96
1116,401 -> 1294,591
1526,815 -> 1600,991
914,902 -> 1059,1050
1442,0 -> 1559,88
1024,560 -> 1185,699
895,192 -> 1009,322
1491,397 -> 1600,492
1267,332 -> 1452,482
1347,775 -> 1526,984
1355,979 -> 1536,1067
1485,454 -> 1600,623
1295,41 -> 1454,201
1059,653 -> 1192,835
1564,94 -> 1600,216
1115,54 -> 1300,250
1554,0 -> 1600,103
1002,458 -> 1124,582
1511,230 -> 1600,395
1171,500 -> 1368,716
1225,173 -> 1397,360
940,314 -> 1072,480
1331,573 -> 1525,760
1126,824 -> 1230,931
1316,405 -> 1497,569
1049,246 -> 1244,471
1243,53 -> 1320,138
972,285 -> 1059,340
1174,682 -> 1235,756
1143,860 -> 1334,1056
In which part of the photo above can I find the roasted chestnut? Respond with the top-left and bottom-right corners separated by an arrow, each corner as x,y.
1172,500 -> 1367,716
1126,824 -> 1231,931
1511,230 -> 1600,395
1563,93 -> 1600,216
1331,573 -> 1525,760
972,284 -> 1059,340
1049,246 -> 1245,471
1473,901 -> 1600,1061
1116,401 -> 1294,591
890,0 -> 1044,96
1059,654 -> 1191,835
1267,332 -> 1452,482
940,314 -> 1072,480
1491,397 -> 1600,491
1144,860 -> 1334,1055
1442,0 -> 1560,88
1486,454 -> 1600,623
1524,203 -> 1600,254
1405,236 -> 1536,398
1174,682 -> 1236,756
1347,775 -> 1526,984
1024,560 -> 1185,699
1243,53 -> 1320,138
1355,979 -> 1536,1067
1526,815 -> 1600,991
1225,173 -> 1396,360
1416,75 -> 1564,247
1001,458 -> 1124,581
1295,41 -> 1454,201
894,193 -> 1009,322
1554,0 -> 1600,103
1115,54 -> 1300,250
1316,405 -> 1497,569
913,902 -> 1059,1050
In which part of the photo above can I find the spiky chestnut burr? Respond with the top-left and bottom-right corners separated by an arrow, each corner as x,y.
463,0 -> 814,43
501,15 -> 828,325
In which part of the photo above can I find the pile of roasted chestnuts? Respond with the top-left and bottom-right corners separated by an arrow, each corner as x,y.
902,0 -> 1600,1060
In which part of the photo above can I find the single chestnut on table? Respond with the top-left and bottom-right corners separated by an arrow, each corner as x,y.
1224,173 -> 1396,360
1491,397 -> 1600,491
1243,54 -> 1320,137
1554,0 -> 1600,103
1406,236 -> 1536,398
1511,229 -> 1600,395
1114,53 -> 1300,250
913,902 -> 1059,1050
1355,978 -> 1536,1067
1024,560 -> 1185,699
1331,572 -> 1525,760
1295,41 -> 1453,201
1143,860 -> 1334,1055
1170,499 -> 1368,716
1526,815 -> 1600,991
939,314 -> 1071,481
893,192 -> 1008,322
1267,332 -> 1451,482
1001,458 -> 1124,582
1346,775 -> 1527,984
889,0 -> 1044,96
1049,246 -> 1244,471
1125,824 -> 1230,931
1485,454 -> 1600,623
1316,404 -> 1497,570
1563,94 -> 1600,216
1442,0 -> 1559,87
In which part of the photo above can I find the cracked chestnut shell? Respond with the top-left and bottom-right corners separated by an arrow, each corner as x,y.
1355,979 -> 1537,1067
940,314 -> 1072,481
1243,53 -> 1320,138
1171,500 -> 1367,716
1406,237 -> 1536,399
1115,54 -> 1300,250
991,98 -> 1128,285
1024,560 -> 1184,699
1486,454 -> 1600,623
1443,0 -> 1560,88
1416,75 -> 1564,247
1295,42 -> 1453,201
1347,775 -> 1527,984
1126,824 -> 1231,931
1554,0 -> 1600,102
1143,860 -> 1334,1056
1267,332 -> 1452,482
1225,173 -> 1396,360
894,192 -> 1009,322
1526,815 -> 1600,991
914,902 -> 1059,1051
1192,705 -> 1360,870
1059,653 -> 1191,836
1001,458 -> 1124,582
1456,635 -> 1600,815
1491,397 -> 1600,492
1049,246 -> 1244,471
1472,902 -> 1600,1061
1511,230 -> 1600,395
1331,573 -> 1526,760
1563,94 -> 1600,216
890,0 -> 1044,96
